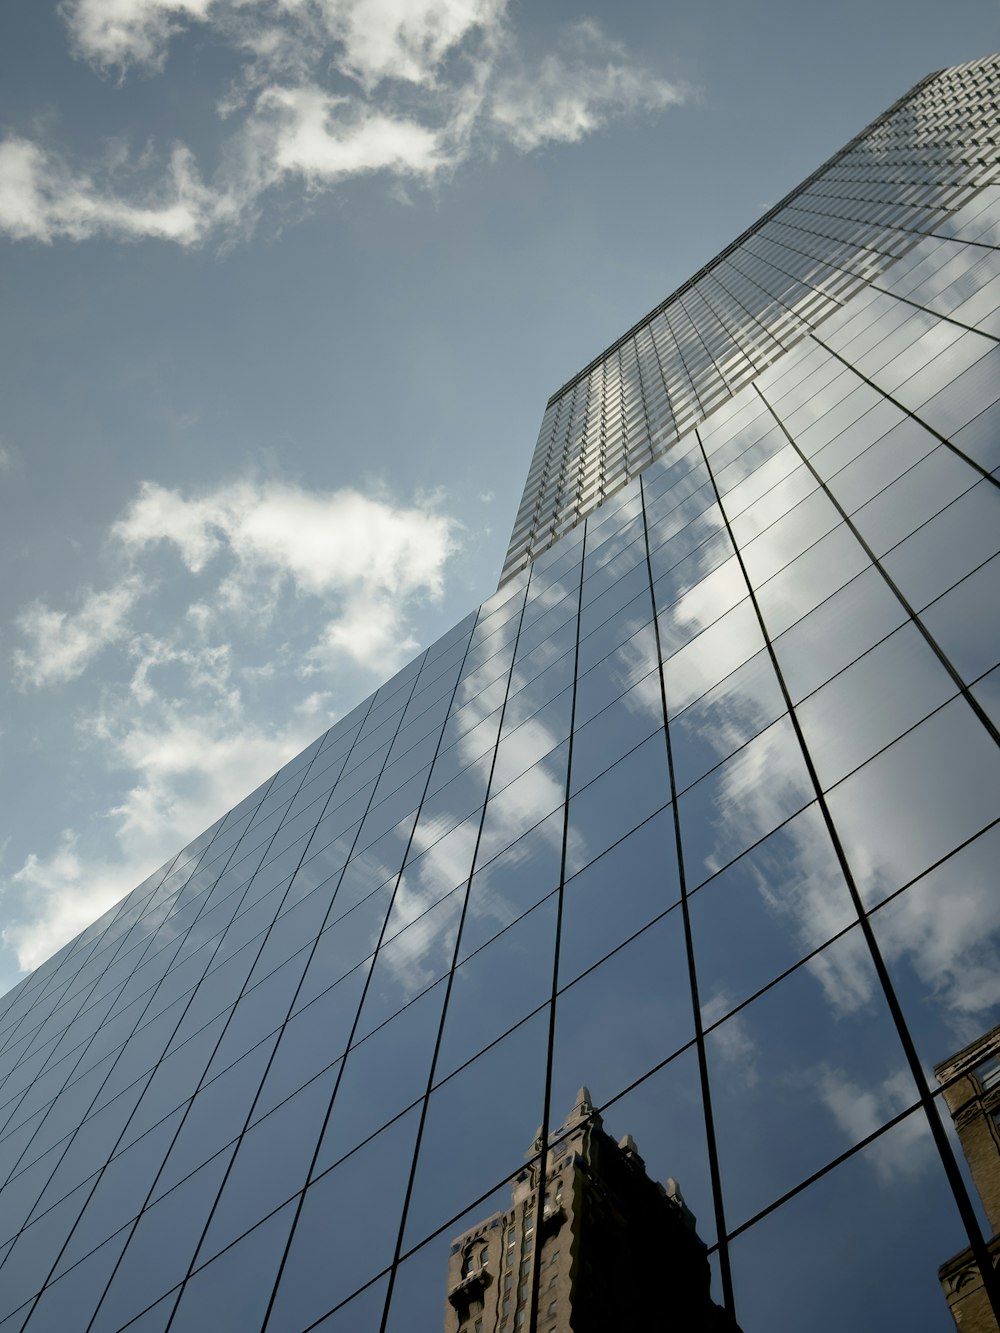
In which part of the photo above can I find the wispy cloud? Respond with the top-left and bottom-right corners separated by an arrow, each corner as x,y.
1,1 -> 688,245
3,472 -> 459,973
489,19 -> 685,151
13,575 -> 145,688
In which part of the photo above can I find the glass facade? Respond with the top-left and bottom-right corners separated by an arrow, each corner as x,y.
0,53 -> 999,1333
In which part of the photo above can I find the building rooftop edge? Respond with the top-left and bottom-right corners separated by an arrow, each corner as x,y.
542,64 -> 944,411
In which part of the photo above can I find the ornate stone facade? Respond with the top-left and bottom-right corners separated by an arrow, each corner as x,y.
937,1026 -> 1000,1331
445,1089 -> 739,1332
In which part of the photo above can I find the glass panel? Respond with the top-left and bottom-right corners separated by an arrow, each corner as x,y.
317,981 -> 445,1171
436,897 -> 556,1081
265,1106 -> 420,1331
404,1012 -> 548,1249
691,802 -> 857,1027
197,1067 -> 338,1263
670,648 -> 787,793
827,697 -> 1000,909
729,1111 -> 971,1332
707,928 -> 915,1228
869,823 -> 1000,1080
565,733 -> 671,879
551,912 -> 693,1115
459,810 -> 563,963
678,715 -> 813,890
795,623 -> 956,788
88,1150 -> 234,1333
558,808 -> 679,987
169,1202 -> 296,1333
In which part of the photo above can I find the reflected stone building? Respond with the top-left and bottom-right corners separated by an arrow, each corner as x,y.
0,53 -> 998,1333
938,1028 -> 1000,1332
445,1089 -> 738,1333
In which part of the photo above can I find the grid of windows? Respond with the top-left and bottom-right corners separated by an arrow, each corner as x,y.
502,54 -> 1000,584
0,53 -> 998,1333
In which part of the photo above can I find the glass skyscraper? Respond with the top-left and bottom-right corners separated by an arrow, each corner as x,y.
1,53 -> 999,1333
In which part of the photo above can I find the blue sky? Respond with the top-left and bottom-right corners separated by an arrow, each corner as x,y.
1,0 -> 998,992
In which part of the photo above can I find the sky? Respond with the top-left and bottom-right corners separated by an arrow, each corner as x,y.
1,0 -> 998,996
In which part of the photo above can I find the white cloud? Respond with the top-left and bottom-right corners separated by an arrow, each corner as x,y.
13,575 -> 144,688
309,0 -> 507,90
61,0 -> 215,70
114,479 -> 457,667
4,472 -> 460,977
257,86 -> 448,182
0,4 -> 688,245
2,833 -> 141,973
816,1065 -> 928,1181
490,20 -> 686,151
0,137 -> 215,246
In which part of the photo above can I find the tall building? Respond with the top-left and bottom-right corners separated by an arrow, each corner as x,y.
937,1027 -> 1000,1332
0,53 -> 998,1333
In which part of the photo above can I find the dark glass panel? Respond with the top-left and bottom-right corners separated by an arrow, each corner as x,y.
21,1227 -> 129,1333
150,1033 -> 276,1202
565,733 -> 671,878
404,1011 -> 548,1248
558,808 -> 679,987
197,1071 -> 337,1265
729,1111 -> 971,1332
0,1181 -> 92,1320
317,981 -> 445,1171
254,968 -> 359,1119
170,1202 -> 296,1333
551,912 -> 693,1115
435,897 -> 557,1081
88,1150 -> 234,1333
265,1107 -> 420,1331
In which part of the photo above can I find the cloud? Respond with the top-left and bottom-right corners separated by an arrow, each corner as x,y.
4,473 -> 460,976
489,20 -> 686,151
1,4 -> 688,245
2,832 -> 140,973
114,479 -> 456,646
13,575 -> 145,688
815,1065 -> 928,1181
0,137 -> 215,246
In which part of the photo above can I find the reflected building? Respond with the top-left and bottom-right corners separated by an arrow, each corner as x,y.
937,1027 -> 1000,1332
0,52 -> 998,1333
445,1089 -> 739,1333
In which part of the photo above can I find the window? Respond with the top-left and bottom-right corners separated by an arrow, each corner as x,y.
974,1053 -> 1000,1090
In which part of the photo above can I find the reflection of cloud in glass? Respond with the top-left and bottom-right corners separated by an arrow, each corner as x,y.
815,1065 -> 928,1182
702,992 -> 760,1087
373,623 -> 570,1004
